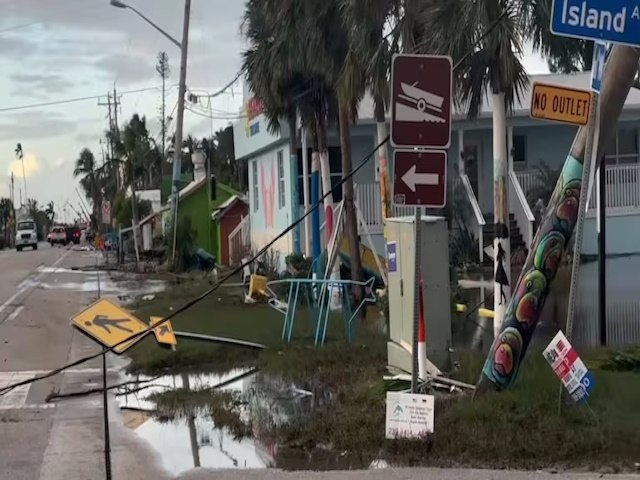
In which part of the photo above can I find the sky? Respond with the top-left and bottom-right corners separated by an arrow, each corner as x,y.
0,0 -> 550,222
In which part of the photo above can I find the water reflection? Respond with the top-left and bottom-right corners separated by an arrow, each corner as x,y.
116,370 -> 328,475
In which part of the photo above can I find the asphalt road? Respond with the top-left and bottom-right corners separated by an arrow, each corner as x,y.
0,243 -> 165,480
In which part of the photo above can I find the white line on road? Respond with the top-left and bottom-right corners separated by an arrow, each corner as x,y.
0,249 -> 71,317
5,306 -> 24,323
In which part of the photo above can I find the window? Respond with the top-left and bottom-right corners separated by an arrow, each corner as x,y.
512,135 -> 526,163
297,146 -> 343,205
605,126 -> 639,166
18,221 -> 35,230
252,160 -> 259,212
277,150 -> 286,209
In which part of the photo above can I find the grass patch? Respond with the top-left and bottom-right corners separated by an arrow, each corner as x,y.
126,278 -> 640,471
267,347 -> 640,472
127,280 -> 362,374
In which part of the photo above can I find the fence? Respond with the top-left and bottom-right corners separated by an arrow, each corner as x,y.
228,215 -> 250,266
516,164 -> 640,216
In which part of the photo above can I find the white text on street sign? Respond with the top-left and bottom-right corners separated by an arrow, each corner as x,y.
591,41 -> 607,93
551,0 -> 640,47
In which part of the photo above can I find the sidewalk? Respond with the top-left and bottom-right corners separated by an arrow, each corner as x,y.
179,468 -> 640,480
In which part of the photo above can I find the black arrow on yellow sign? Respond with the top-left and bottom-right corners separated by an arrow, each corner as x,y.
85,315 -> 134,334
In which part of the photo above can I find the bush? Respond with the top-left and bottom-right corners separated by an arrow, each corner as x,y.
168,215 -> 197,272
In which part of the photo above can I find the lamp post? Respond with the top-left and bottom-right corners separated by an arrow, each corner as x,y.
110,0 -> 191,268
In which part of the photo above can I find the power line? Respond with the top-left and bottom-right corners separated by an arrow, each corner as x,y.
0,84 -> 178,114
0,7 -> 509,397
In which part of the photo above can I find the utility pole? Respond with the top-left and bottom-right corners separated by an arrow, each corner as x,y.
112,87 -> 122,190
99,92 -> 117,191
10,172 -> 14,208
170,0 -> 191,269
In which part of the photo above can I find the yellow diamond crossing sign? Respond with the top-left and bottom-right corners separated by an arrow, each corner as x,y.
71,298 -> 150,354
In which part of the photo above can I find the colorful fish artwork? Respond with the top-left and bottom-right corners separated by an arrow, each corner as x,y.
482,155 -> 583,389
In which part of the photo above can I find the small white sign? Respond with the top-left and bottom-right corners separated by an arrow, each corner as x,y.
543,330 -> 594,403
385,392 -> 434,440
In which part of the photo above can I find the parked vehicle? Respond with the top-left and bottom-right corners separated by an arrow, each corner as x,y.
49,226 -> 67,246
65,226 -> 81,245
15,218 -> 38,251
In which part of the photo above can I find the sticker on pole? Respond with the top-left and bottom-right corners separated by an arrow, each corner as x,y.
543,331 -> 595,403
385,392 -> 434,439
386,242 -> 398,273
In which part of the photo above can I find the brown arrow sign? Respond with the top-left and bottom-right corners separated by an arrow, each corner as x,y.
392,150 -> 447,208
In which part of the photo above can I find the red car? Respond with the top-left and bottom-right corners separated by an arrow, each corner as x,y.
65,226 -> 81,245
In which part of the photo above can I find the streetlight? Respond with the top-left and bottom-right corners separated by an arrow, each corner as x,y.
109,0 -> 182,49
110,0 -> 191,269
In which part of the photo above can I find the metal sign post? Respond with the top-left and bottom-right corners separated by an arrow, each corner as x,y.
598,159 -> 607,345
390,54 -> 452,391
102,347 -> 112,480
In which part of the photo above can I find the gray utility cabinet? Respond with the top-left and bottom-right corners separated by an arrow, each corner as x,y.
386,215 -> 452,373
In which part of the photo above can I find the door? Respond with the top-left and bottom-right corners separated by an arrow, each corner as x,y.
462,143 -> 480,199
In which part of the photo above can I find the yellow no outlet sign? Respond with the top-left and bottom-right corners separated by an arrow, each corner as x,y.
530,82 -> 592,126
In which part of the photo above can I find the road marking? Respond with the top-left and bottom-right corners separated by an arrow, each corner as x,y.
0,250 -> 71,318
0,371 -> 37,409
5,306 -> 24,323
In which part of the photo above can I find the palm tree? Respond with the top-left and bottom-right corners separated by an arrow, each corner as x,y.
242,0 -> 366,294
73,148 -> 100,227
421,0 -> 530,338
15,143 -> 27,204
0,198 -> 13,247
477,45 -> 640,392
44,201 -> 55,226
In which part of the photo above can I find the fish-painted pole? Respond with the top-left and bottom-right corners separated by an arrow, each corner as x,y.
477,45 -> 640,393
311,153 -> 321,272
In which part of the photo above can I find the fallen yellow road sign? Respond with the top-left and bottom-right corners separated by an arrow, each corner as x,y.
71,298 -> 150,354
150,316 -> 177,347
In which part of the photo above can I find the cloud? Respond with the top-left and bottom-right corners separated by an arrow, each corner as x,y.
10,72 -> 74,98
0,112 -> 77,141
11,73 -> 74,91
7,153 -> 41,178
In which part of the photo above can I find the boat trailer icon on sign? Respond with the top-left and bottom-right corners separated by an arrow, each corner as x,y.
396,82 -> 446,123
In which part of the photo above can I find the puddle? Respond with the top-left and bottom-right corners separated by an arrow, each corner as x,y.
115,370 -> 337,475
23,269 -> 167,305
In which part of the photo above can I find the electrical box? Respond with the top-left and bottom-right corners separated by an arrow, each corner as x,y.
386,215 -> 452,373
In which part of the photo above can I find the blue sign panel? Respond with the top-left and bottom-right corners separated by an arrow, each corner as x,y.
591,41 -> 607,93
581,370 -> 595,396
387,242 -> 397,273
551,0 -> 640,47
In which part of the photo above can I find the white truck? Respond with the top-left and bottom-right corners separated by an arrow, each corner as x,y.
15,217 -> 38,252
